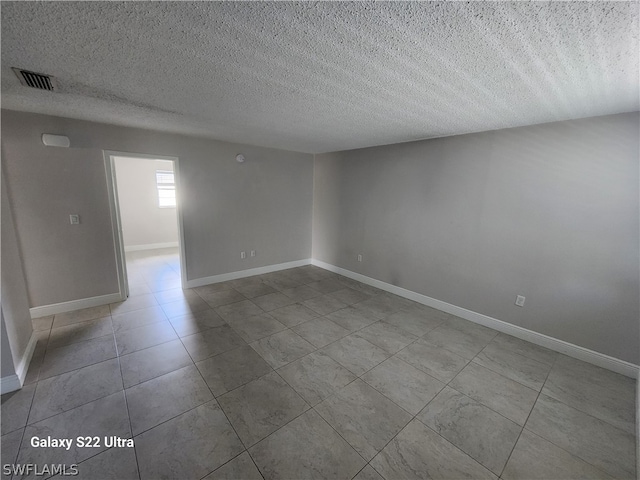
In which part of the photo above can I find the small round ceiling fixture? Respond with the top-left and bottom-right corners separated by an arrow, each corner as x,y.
236,154 -> 245,163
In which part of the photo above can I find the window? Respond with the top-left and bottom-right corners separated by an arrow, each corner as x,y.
156,170 -> 176,208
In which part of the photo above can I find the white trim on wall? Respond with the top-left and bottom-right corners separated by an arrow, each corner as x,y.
1,332 -> 38,394
312,259 -> 640,379
185,259 -> 312,289
0,375 -> 21,395
29,292 -> 123,319
124,242 -> 179,252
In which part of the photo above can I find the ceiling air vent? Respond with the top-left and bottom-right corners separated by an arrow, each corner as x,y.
12,68 -> 57,91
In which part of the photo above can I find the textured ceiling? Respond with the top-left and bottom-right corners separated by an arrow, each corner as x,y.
1,1 -> 638,153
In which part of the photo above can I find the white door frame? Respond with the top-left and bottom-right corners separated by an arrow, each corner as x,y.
103,150 -> 187,299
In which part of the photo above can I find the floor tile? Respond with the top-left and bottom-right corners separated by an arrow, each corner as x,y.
250,329 -> 316,369
1,429 -> 23,478
168,309 -> 226,337
204,451 -> 262,480
322,335 -> 389,376
217,371 -> 309,446
200,288 -> 248,308
16,392 -> 130,472
325,306 -> 378,332
152,286 -> 199,305
395,339 -> 468,383
446,315 -> 499,341
268,303 -> 318,327
362,356 -> 444,415
31,315 -> 53,332
384,308 -> 446,336
194,282 -> 235,298
315,379 -> 411,460
252,292 -> 294,311
196,345 -> 272,396
129,280 -> 153,297
160,296 -> 211,319
111,305 -> 168,333
263,276 -> 301,291
249,409 -> 365,480
115,320 -> 178,356
280,285 -> 322,302
490,333 -> 558,366
336,277 -> 382,297
47,316 -> 113,349
39,335 -> 117,380
418,386 -> 522,475
355,321 -> 418,354
52,305 -> 112,328
226,313 -> 287,343
542,355 -> 636,434
502,429 -> 613,480
354,295 -> 402,319
120,339 -> 193,388
328,287 -> 370,305
353,465 -> 384,480
181,325 -> 246,362
135,401 -> 244,480
525,394 -> 635,479
302,294 -> 349,315
1,383 -> 36,434
126,365 -> 213,435
474,342 -> 551,391
233,281 -> 278,299
370,419 -> 497,480
307,278 -> 346,294
110,294 -> 159,315
450,363 -> 538,425
422,322 -> 495,360
277,351 -> 357,406
146,276 -> 182,293
29,358 -> 122,424
292,317 -> 350,348
65,446 -> 140,480
216,300 -> 264,322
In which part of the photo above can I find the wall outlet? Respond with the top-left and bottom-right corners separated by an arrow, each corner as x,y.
69,214 -> 80,225
357,254 -> 363,262
240,251 -> 246,259
250,250 -> 256,257
515,295 -> 525,307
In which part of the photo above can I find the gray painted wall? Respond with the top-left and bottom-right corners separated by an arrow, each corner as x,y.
1,110 -> 313,308
1,160 -> 33,373
114,157 -> 179,248
313,112 -> 639,364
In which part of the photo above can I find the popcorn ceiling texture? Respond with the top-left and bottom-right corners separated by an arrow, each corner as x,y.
1,1 -> 638,153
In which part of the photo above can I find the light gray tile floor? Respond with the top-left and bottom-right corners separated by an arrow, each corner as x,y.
2,248 -> 636,480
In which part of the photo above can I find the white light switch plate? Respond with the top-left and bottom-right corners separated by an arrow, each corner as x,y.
69,214 -> 80,225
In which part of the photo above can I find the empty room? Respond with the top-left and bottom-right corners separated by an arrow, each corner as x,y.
1,2 -> 638,480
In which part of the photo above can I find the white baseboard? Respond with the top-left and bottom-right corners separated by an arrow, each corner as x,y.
0,374 -> 21,395
185,259 -> 312,289
15,332 -> 37,385
0,332 -> 37,394
30,292 -> 124,319
124,242 -> 179,252
312,259 -> 640,379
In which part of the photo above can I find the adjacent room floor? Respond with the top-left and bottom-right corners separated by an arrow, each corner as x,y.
2,248 -> 636,479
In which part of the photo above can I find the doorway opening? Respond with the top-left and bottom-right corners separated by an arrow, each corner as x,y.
104,151 -> 186,300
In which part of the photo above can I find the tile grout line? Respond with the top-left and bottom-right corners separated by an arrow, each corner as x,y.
496,345 -> 559,478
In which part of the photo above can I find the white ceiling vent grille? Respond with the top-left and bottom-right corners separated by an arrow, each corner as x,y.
12,68 -> 57,91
